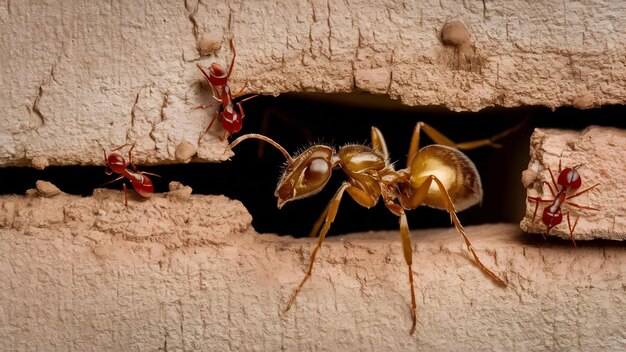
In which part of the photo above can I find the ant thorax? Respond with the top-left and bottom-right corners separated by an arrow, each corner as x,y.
337,145 -> 386,173
128,172 -> 145,183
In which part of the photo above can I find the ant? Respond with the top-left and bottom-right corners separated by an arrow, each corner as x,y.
527,162 -> 599,246
99,142 -> 160,206
227,122 -> 511,334
196,39 -> 258,140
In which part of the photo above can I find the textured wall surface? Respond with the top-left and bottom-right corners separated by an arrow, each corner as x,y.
1,190 -> 625,351
1,0 -> 625,166
521,126 -> 626,241
2,1 -> 625,350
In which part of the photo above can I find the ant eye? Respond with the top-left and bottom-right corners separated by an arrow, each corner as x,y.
304,158 -> 330,185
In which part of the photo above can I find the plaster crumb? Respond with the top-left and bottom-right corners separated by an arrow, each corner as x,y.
441,21 -> 470,47
35,180 -> 62,197
175,139 -> 197,163
25,189 -> 38,197
167,181 -> 193,200
572,93 -> 595,109
197,33 -> 222,56
31,156 -> 49,170
168,181 -> 185,191
520,169 -> 537,188
439,20 -> 481,71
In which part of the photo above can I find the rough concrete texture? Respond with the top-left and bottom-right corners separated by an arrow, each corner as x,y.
1,190 -> 625,351
1,1 -> 625,166
520,126 -> 626,241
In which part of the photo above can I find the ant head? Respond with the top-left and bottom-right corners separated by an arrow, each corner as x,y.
275,145 -> 334,209
208,63 -> 229,86
557,167 -> 582,189
107,153 -> 127,174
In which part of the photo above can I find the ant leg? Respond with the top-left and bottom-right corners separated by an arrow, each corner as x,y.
208,82 -> 222,102
371,127 -> 390,166
403,176 -> 507,287
383,200 -> 418,334
195,103 -> 218,110
566,183 -> 600,200
233,94 -> 259,120
231,82 -> 251,98
564,201 -> 599,211
528,196 -> 543,220
123,183 -> 128,207
97,140 -> 108,163
285,183 -> 350,311
400,211 -> 417,334
527,196 -> 552,221
286,183 -> 377,311
418,122 -> 516,151
309,182 -> 378,237
126,142 -> 136,165
542,181 -> 556,197
100,175 -> 125,187
308,202 -> 330,238
226,38 -> 236,78
406,123 -> 423,168
543,181 -> 558,198
111,142 -> 134,153
140,171 -> 161,178
405,120 -> 522,168
196,64 -> 224,101
565,212 -> 579,247
199,110 -> 220,142
548,165 -> 559,192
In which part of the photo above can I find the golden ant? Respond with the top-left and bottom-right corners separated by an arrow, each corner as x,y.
228,122 -> 515,334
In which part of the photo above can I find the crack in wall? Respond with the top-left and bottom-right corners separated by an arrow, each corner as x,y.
482,0 -> 488,19
130,92 -> 140,129
30,85 -> 45,129
184,0 -> 199,40
27,50 -> 63,132
326,0 -> 332,58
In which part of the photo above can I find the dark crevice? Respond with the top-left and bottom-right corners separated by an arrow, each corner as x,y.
1,93 -> 625,238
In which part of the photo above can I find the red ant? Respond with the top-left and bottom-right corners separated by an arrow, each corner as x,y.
527,162 -> 599,246
99,142 -> 160,206
196,39 -> 258,140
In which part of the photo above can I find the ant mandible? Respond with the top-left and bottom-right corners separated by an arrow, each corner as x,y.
196,39 -> 258,140
527,162 -> 599,246
227,122 -> 510,334
99,142 -> 160,206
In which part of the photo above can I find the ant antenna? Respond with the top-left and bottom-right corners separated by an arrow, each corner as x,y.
228,134 -> 293,162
